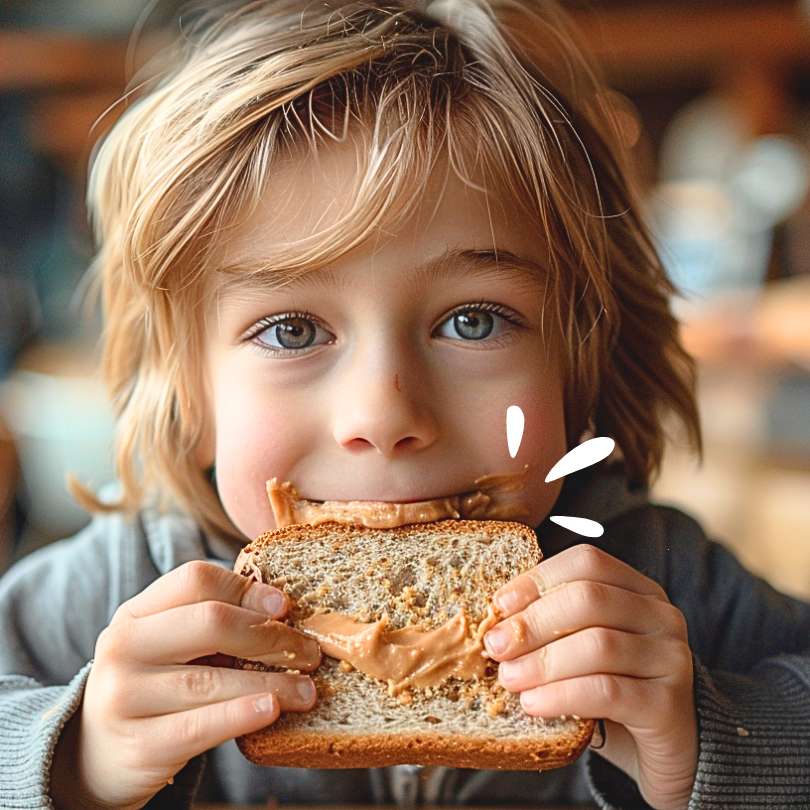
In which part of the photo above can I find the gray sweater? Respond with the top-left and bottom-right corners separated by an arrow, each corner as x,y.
1,464 -> 809,809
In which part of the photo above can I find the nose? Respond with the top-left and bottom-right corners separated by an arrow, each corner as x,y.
332,367 -> 439,458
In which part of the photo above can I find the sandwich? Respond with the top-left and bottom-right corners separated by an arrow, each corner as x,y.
231,471 -> 595,770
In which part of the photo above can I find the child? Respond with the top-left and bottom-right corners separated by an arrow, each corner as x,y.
2,0 -> 809,807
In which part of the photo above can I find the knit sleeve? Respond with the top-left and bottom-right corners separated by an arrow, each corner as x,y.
580,504 -> 810,808
0,518 -> 112,809
687,652 -> 810,807
584,651 -> 810,809
0,658 -> 206,810
0,510 -> 175,808
0,664 -> 92,809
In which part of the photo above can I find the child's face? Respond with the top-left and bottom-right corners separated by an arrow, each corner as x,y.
203,140 -> 567,541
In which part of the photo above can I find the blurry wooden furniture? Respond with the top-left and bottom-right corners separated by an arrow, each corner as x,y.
571,1 -> 810,87
656,276 -> 810,601
0,28 -> 166,182
1,0 -> 808,177
680,276 -> 810,371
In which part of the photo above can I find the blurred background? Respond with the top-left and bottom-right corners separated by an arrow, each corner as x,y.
0,0 -> 808,600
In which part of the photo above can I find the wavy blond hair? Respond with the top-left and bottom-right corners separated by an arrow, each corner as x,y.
69,0 -> 702,546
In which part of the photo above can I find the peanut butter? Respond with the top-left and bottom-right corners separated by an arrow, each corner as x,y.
267,464 -> 531,529
247,619 -> 323,672
299,602 -> 501,696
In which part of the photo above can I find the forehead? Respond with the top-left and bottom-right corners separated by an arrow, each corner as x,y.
209,136 -> 547,298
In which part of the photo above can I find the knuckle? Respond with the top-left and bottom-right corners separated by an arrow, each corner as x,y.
180,667 -> 221,700
575,543 -> 605,572
110,601 -> 132,626
667,603 -> 689,636
569,579 -> 609,612
525,566 -> 548,597
522,604 -> 546,644
588,627 -> 618,660
175,709 -> 204,747
196,599 -> 234,631
534,643 -> 550,682
180,560 -> 219,598
94,669 -> 129,716
95,625 -> 124,661
595,673 -> 622,705
671,638 -> 694,673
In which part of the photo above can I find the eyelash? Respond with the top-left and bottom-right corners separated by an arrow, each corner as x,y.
244,301 -> 527,358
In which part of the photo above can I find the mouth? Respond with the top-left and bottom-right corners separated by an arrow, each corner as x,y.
303,493 -> 459,505
266,464 -> 532,530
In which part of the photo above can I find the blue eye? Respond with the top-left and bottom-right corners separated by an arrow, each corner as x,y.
250,311 -> 333,356
246,302 -> 525,358
435,302 -> 522,343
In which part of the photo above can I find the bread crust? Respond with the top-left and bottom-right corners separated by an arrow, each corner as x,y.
236,718 -> 596,770
240,517 -> 539,555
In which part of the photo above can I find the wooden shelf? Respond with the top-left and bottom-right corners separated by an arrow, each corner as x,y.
0,29 -> 165,91
568,1 -> 810,87
2,3 -> 809,92
2,3 -> 808,174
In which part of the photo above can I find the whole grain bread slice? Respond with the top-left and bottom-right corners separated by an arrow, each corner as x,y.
232,519 -> 594,770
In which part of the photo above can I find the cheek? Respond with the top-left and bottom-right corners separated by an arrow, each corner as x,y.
481,381 -> 566,527
212,380 -> 303,538
467,380 -> 565,467
444,368 -> 565,516
520,382 -> 567,470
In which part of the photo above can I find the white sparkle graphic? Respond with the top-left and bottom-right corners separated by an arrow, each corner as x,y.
545,437 -> 616,537
506,405 -> 525,458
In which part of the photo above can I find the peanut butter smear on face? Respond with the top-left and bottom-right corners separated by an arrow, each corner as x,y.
300,603 -> 501,695
266,464 -> 531,529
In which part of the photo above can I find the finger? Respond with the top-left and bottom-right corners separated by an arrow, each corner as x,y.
139,690 -> 284,766
518,672 -> 662,731
492,543 -> 668,619
484,580 -> 681,662
115,560 -> 289,622
497,628 -> 687,692
123,665 -> 318,718
104,600 -> 322,671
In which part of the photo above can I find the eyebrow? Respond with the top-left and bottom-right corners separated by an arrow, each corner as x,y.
214,247 -> 547,299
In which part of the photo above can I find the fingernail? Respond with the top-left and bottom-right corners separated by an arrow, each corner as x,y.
494,591 -> 519,615
262,590 -> 286,615
520,691 -> 537,712
254,694 -> 276,713
297,679 -> 316,702
484,628 -> 507,656
498,660 -> 517,683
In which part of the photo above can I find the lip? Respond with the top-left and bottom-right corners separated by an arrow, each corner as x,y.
304,493 -> 460,505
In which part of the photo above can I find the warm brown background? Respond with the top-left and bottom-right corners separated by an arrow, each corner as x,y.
0,1 -> 808,594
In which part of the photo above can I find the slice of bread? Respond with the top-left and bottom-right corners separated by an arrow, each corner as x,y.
232,519 -> 594,770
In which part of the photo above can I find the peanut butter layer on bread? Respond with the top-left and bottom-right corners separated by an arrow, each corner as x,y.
233,520 -> 594,770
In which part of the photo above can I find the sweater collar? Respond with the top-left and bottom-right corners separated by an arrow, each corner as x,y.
534,460 -> 649,558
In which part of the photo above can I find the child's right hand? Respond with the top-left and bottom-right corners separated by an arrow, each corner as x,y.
52,560 -> 321,810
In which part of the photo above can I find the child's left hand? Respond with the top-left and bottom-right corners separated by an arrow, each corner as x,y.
484,543 -> 697,810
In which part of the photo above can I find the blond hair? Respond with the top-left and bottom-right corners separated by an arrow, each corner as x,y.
70,0 -> 702,546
